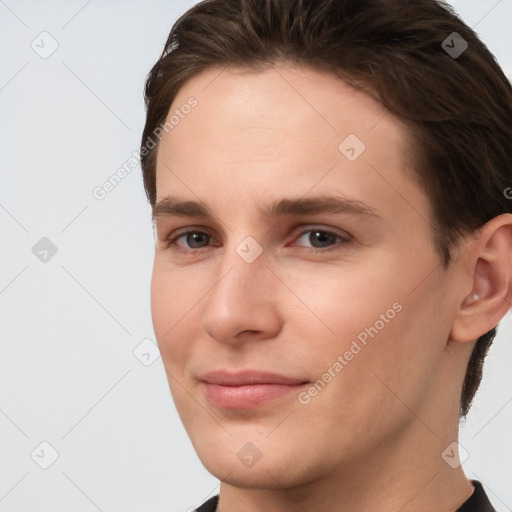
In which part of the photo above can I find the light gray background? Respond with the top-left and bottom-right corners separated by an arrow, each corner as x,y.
1,1 -> 511,511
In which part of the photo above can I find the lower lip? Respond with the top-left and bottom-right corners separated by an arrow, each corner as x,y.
202,382 -> 309,409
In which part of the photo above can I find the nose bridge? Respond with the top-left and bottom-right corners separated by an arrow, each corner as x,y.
200,234 -> 282,342
209,236 -> 271,309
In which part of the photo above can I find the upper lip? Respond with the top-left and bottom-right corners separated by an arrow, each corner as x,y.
199,370 -> 309,386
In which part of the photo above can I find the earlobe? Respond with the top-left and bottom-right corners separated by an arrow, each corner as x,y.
450,214 -> 512,343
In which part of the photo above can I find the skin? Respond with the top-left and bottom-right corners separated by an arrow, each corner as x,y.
150,63 -> 512,512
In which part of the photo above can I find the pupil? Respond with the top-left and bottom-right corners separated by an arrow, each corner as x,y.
189,232 -> 207,248
311,231 -> 333,248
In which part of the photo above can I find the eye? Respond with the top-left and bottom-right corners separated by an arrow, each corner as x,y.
165,226 -> 350,255
167,230 -> 214,253
291,228 -> 350,251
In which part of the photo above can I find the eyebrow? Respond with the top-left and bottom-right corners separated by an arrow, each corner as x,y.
152,194 -> 381,222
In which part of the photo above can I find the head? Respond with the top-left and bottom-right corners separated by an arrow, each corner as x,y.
141,0 -> 512,489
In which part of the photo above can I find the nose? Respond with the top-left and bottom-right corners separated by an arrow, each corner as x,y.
200,245 -> 283,345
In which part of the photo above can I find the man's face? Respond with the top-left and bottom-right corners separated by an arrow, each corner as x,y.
151,64 -> 457,488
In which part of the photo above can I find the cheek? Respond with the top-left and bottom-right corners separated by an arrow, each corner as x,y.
150,267 -> 201,420
282,259 -> 399,352
288,258 -> 448,402
150,266 -> 171,340
150,264 -> 195,367
341,274 -> 450,417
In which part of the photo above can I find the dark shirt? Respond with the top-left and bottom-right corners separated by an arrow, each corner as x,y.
195,480 -> 495,512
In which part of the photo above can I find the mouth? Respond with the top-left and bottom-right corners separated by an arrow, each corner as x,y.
199,370 -> 310,409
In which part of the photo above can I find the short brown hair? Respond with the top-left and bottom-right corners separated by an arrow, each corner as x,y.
140,0 -> 512,417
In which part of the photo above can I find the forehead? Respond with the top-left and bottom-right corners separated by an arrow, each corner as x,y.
161,64 -> 408,155
154,64 -> 426,225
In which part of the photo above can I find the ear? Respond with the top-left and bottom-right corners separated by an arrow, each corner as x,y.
450,214 -> 512,343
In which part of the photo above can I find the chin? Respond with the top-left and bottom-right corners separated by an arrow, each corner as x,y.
189,431 -> 319,491
202,455 -> 305,490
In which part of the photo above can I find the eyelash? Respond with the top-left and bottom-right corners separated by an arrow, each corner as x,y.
164,227 -> 351,255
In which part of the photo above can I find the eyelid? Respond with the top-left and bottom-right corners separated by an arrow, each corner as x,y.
161,224 -> 214,244
289,225 -> 351,246
164,226 -> 218,252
